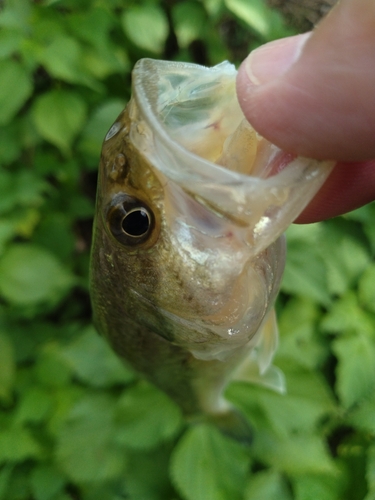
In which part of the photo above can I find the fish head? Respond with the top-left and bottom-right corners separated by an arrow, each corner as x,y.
91,59 -> 333,361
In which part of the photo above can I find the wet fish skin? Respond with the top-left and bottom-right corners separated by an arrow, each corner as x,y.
90,59 -> 333,442
90,105 -> 283,442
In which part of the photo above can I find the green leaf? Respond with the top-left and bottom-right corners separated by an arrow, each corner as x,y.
0,60 -> 32,125
282,239 -> 331,306
0,244 -> 74,305
348,393 -> 375,434
78,100 -> 125,161
34,344 -> 72,388
14,386 -> 53,425
38,35 -> 100,90
56,394 -> 126,482
172,2 -> 206,48
0,123 -> 21,164
277,297 -> 327,369
253,431 -> 337,475
318,219 -> 371,296
293,474 -> 344,500
321,291 -> 375,336
0,29 -> 23,58
359,264 -> 375,314
245,471 -> 292,500
32,90 -> 87,155
68,7 -> 112,48
0,427 -> 42,464
30,464 -> 66,500
33,213 -> 75,262
0,332 -> 15,401
115,381 -> 183,450
61,325 -> 134,388
125,447 -> 176,500
225,0 -> 271,36
366,446 -> 375,498
122,5 -> 168,53
170,423 -> 250,500
0,465 -> 12,500
228,366 -> 335,438
344,203 -> 375,253
333,334 -> 375,408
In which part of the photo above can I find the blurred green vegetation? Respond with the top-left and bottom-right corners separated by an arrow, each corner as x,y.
0,0 -> 374,499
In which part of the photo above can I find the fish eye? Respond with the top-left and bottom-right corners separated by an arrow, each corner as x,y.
107,195 -> 155,246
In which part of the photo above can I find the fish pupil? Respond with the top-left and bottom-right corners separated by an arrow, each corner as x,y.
122,208 -> 150,237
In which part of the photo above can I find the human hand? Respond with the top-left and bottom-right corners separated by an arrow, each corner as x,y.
236,0 -> 375,223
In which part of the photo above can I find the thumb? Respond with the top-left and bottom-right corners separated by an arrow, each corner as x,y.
236,0 -> 375,161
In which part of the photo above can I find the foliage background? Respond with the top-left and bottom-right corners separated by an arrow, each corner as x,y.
0,0 -> 375,499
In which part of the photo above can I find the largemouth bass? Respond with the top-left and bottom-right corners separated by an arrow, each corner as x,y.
90,59 -> 333,442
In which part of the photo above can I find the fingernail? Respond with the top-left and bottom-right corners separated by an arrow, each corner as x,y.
245,33 -> 311,86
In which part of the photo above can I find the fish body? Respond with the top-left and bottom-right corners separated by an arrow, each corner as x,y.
90,59 -> 333,441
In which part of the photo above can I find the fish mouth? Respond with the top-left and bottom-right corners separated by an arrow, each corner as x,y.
130,58 -> 334,257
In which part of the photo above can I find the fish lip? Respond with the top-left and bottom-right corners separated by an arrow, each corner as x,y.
130,58 -> 334,256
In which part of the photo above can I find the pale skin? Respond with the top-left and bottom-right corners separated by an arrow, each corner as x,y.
236,0 -> 375,223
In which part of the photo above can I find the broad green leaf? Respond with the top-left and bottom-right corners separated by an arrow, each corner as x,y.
56,394 -> 126,482
0,427 -> 42,463
318,219 -> 370,295
359,264 -> 375,314
203,0 -> 225,16
0,0 -> 31,31
277,297 -> 327,369
0,466 -> 12,500
0,170 -> 46,219
14,386 -> 53,425
32,90 -> 87,155
0,332 -> 15,401
0,29 -> 23,58
0,123 -> 21,164
253,431 -> 337,475
366,446 -> 375,498
61,325 -> 134,387
67,7 -> 112,48
34,344 -> 72,388
0,60 -> 32,124
125,447 -> 176,500
68,9 -> 128,77
348,394 -> 375,433
0,244 -> 74,305
122,5 -> 168,53
282,239 -> 331,306
30,464 -> 66,500
225,0 -> 270,36
333,334 -> 375,408
33,213 -> 75,261
293,474 -> 344,500
0,221 -> 15,256
321,292 -> 375,336
78,100 -> 125,161
337,437 -> 368,500
115,381 -> 183,450
245,471 -> 292,500
228,366 -> 335,438
170,424 -> 250,500
81,47 -> 127,80
345,202 -> 375,253
38,35 -> 100,90
172,2 -> 206,48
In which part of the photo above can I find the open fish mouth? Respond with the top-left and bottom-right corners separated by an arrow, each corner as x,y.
129,58 -> 334,258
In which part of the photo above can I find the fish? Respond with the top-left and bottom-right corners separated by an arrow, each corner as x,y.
90,58 -> 333,443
